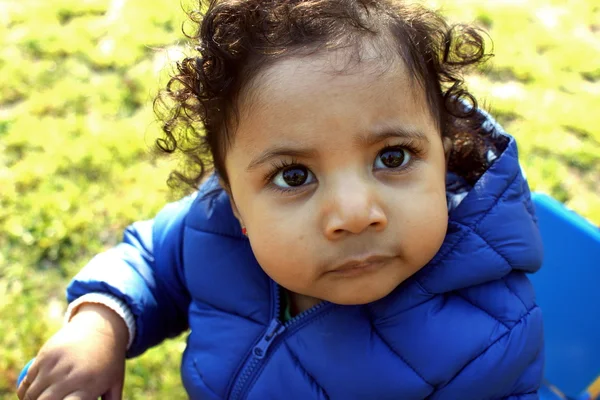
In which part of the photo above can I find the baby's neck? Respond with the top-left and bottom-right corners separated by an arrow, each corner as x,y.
289,291 -> 322,315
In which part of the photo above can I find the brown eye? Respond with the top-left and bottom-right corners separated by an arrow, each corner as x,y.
282,167 -> 308,186
376,147 -> 410,169
273,165 -> 315,189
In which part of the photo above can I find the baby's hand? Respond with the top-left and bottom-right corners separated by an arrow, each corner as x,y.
17,303 -> 129,400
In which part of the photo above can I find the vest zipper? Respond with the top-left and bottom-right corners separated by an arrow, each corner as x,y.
229,318 -> 286,400
228,283 -> 329,400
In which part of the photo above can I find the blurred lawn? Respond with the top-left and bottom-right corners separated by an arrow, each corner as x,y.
0,0 -> 598,398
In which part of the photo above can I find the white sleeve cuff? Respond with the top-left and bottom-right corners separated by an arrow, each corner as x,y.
64,292 -> 136,350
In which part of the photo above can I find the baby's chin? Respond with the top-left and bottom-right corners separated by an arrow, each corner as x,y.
319,262 -> 426,305
281,278 -> 401,308
311,276 -> 410,306
321,285 -> 400,306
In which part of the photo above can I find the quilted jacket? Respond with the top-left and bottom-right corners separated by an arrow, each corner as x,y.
67,111 -> 545,399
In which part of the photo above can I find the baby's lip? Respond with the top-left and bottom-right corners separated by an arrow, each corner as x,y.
328,254 -> 395,274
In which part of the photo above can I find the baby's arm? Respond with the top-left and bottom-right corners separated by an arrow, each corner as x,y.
66,192 -> 195,357
18,193 -> 197,399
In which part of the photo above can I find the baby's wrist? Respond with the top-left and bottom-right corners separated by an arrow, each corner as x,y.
65,292 -> 136,349
69,303 -> 130,352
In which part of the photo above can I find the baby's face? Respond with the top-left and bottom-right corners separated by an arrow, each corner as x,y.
225,50 -> 449,305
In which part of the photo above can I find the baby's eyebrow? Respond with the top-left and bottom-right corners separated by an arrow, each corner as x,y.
247,147 -> 318,171
356,127 -> 430,147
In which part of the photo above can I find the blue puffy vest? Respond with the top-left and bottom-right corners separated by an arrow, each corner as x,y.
67,119 -> 544,399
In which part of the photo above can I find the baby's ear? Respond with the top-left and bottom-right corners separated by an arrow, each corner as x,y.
219,178 -> 244,224
442,136 -> 453,163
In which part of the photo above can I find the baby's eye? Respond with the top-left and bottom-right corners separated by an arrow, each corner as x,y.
374,147 -> 411,169
272,165 -> 315,188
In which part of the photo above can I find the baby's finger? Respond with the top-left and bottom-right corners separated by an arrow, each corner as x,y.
17,367 -> 44,400
101,382 -> 124,400
62,392 -> 88,400
18,377 -> 46,400
17,358 -> 40,399
16,373 -> 32,400
17,358 -> 36,390
35,380 -> 82,400
19,367 -> 58,400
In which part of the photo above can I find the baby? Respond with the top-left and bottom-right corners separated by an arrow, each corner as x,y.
18,0 -> 544,399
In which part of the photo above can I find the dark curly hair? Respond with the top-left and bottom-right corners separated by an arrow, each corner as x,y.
154,0 -> 496,194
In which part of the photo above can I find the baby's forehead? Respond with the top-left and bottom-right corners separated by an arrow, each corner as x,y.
239,46 -> 416,114
231,53 -> 437,143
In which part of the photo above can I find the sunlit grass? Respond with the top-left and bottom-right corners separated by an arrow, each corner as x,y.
1,0 -> 598,398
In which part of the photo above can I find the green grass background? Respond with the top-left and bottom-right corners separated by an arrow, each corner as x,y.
0,0 -> 598,398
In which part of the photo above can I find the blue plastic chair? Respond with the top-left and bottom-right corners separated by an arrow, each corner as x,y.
17,193 -> 600,398
531,193 -> 600,399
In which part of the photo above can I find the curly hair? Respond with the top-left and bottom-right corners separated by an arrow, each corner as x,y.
154,0 -> 495,194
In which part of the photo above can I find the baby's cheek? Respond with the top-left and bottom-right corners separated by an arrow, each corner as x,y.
249,227 -> 314,289
401,194 -> 448,264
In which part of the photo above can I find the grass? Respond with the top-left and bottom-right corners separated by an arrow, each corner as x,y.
0,0 -> 598,398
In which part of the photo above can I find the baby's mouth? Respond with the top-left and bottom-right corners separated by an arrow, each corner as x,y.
327,254 -> 396,276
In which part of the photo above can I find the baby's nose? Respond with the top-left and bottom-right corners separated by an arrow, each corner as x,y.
321,181 -> 387,239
